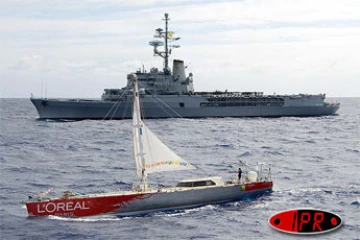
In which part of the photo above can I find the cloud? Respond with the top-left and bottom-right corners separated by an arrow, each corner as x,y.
1,0 -> 360,97
8,54 -> 44,71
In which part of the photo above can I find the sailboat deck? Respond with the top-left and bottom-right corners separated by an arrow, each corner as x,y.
30,177 -> 239,202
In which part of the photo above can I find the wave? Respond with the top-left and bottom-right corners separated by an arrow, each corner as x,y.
48,215 -> 122,222
278,187 -> 360,196
215,143 -> 234,148
1,98 -> 359,239
238,151 -> 251,157
350,200 -> 359,207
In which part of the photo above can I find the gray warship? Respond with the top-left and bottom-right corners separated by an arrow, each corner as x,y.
30,13 -> 340,120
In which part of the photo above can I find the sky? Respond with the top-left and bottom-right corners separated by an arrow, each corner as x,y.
1,0 -> 360,98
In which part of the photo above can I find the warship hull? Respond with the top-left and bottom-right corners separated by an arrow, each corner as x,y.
31,95 -> 340,120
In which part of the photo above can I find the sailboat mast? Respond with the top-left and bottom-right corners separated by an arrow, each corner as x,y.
130,74 -> 147,191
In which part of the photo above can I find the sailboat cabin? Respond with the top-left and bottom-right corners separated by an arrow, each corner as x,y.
175,177 -> 225,188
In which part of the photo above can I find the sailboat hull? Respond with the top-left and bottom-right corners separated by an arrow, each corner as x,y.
26,181 -> 272,217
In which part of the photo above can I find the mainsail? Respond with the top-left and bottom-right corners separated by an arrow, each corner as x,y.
131,74 -> 195,178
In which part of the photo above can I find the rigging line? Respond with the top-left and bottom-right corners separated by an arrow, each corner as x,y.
140,93 -> 147,120
113,87 -> 130,120
150,93 -> 183,118
109,101 -> 122,120
191,163 -> 206,174
120,97 -> 130,120
111,102 -> 123,120
152,95 -> 182,118
153,99 -> 174,118
139,97 -> 176,166
102,88 -> 128,120
110,88 -> 131,120
102,100 -> 120,120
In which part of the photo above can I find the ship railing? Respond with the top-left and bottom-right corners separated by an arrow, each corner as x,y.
234,162 -> 272,184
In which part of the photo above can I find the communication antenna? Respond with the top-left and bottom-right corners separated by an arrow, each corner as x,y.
149,40 -> 164,47
149,13 -> 181,75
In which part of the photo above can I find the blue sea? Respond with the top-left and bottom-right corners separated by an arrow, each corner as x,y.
0,98 -> 359,240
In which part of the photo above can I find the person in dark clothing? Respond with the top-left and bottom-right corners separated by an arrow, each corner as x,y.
237,168 -> 242,184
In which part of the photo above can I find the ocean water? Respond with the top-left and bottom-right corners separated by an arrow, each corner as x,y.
0,98 -> 359,240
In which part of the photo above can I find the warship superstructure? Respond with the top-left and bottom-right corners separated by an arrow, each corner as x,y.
30,14 -> 340,120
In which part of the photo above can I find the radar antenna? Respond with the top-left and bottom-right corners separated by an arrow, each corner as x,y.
149,13 -> 181,75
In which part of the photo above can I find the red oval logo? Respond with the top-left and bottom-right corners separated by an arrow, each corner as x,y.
268,209 -> 342,235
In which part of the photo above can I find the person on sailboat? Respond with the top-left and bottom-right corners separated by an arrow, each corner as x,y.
238,168 -> 242,184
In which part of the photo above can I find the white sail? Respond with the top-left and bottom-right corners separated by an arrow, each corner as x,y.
140,123 -> 195,174
131,74 -> 195,177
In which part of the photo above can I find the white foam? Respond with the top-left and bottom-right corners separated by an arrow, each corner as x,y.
48,215 -> 121,222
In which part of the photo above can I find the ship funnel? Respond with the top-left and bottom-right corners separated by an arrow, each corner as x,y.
172,59 -> 186,81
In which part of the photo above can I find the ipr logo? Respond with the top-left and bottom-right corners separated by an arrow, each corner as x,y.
269,209 -> 342,235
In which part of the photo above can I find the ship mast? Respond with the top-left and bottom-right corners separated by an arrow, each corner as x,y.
149,13 -> 181,75
164,13 -> 169,75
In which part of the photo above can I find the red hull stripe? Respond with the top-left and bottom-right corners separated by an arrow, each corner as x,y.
245,181 -> 273,191
26,193 -> 146,217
